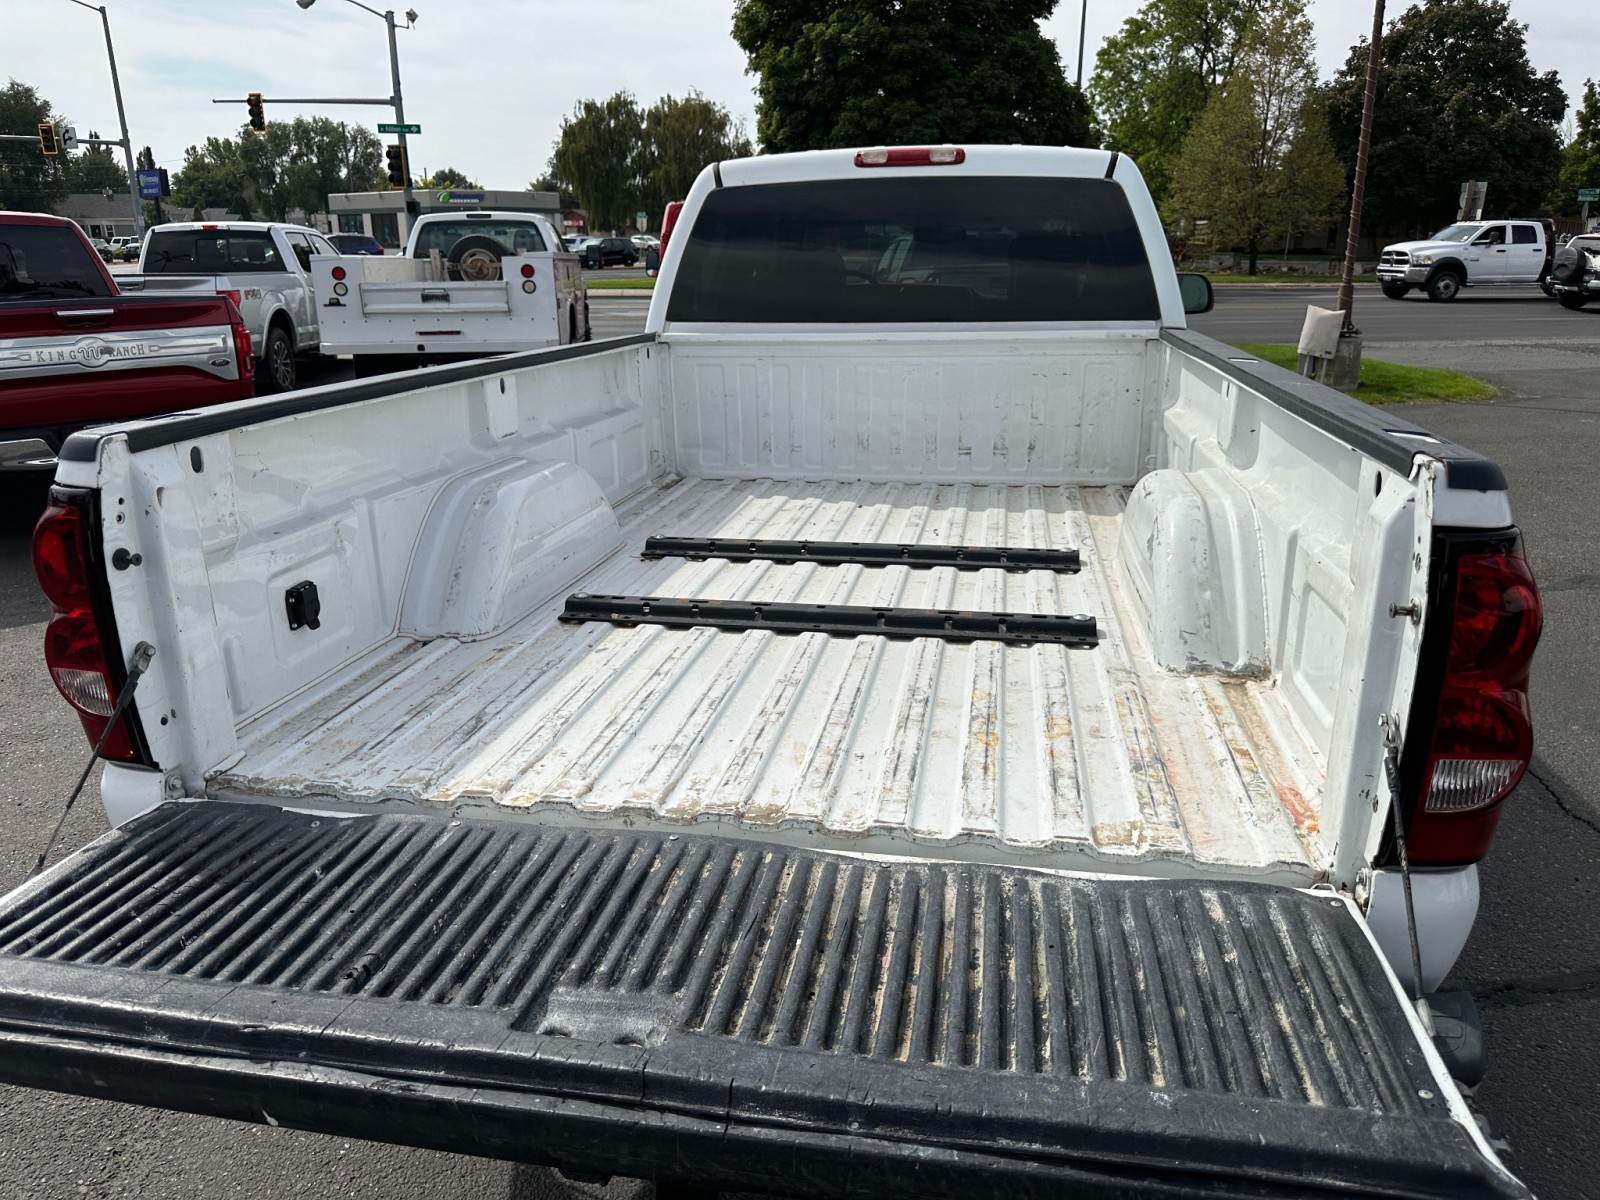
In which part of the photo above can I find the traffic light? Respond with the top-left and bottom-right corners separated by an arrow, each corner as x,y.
247,92 -> 266,134
385,143 -> 408,189
37,122 -> 59,156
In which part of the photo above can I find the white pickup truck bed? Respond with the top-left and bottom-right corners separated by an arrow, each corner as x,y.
221,475 -> 1321,883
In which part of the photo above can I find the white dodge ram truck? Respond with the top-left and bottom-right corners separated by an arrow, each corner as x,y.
9,145 -> 1541,1198
312,210 -> 587,374
1377,218 -> 1555,301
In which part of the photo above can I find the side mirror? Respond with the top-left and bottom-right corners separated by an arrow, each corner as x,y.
644,247 -> 660,273
1177,272 -> 1214,315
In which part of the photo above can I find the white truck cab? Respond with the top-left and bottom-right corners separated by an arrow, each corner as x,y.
312,210 -> 587,371
1377,219 -> 1554,301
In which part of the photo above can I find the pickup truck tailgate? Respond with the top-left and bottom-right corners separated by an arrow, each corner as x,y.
0,802 -> 1524,1198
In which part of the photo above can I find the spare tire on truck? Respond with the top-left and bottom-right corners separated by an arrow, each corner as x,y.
446,235 -> 505,281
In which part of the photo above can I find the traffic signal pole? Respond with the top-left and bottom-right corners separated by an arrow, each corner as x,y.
384,9 -> 416,228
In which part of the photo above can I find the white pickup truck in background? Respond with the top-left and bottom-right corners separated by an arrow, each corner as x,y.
8,145 -> 1541,1198
121,221 -> 333,393
1377,218 -> 1555,302
313,210 -> 587,374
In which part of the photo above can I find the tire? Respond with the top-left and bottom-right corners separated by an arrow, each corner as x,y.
1381,281 -> 1410,299
1557,292 -> 1588,310
445,234 -> 505,281
582,300 -> 592,342
567,304 -> 577,345
257,324 -> 295,394
1426,270 -> 1463,302
1540,280 -> 1556,297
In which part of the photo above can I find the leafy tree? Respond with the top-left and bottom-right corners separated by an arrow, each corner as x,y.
1167,0 -> 1344,272
62,132 -> 126,193
419,166 -> 477,189
1325,0 -> 1565,240
172,119 -> 385,223
1551,80 -> 1600,216
0,80 -> 67,212
642,92 -> 752,215
551,92 -> 647,232
528,173 -> 579,210
732,0 -> 1093,153
1090,0 -> 1269,204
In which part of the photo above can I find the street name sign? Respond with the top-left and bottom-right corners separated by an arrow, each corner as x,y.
378,123 -> 421,135
1579,188 -> 1600,203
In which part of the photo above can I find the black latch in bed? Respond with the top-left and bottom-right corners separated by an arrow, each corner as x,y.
641,536 -> 1081,573
559,595 -> 1098,646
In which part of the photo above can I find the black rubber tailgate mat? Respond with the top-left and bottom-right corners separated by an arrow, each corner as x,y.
0,801 -> 1528,1199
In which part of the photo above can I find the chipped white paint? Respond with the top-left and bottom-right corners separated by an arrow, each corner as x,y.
217,478 -> 1326,883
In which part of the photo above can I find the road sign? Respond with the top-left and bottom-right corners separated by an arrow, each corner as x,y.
378,123 -> 421,135
60,125 -> 78,152
136,169 -> 163,200
636,211 -> 647,225
1579,188 -> 1600,203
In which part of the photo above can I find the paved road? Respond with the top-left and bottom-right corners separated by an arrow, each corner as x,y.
0,287 -> 1594,1198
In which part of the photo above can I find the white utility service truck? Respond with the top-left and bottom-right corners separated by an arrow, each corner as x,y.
312,210 -> 587,373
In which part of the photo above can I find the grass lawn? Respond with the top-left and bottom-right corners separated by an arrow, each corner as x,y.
1208,273 -> 1375,284
1231,342 -> 1499,405
585,276 -> 654,289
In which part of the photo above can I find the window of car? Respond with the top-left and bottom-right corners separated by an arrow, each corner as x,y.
309,233 -> 338,256
143,229 -> 289,274
283,232 -> 315,272
1511,225 -> 1539,245
1473,225 -> 1507,245
667,175 -> 1161,324
0,223 -> 114,300
410,219 -> 547,258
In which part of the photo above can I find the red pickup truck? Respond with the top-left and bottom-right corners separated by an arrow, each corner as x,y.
0,212 -> 255,469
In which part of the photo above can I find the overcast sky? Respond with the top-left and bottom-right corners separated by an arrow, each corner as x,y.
9,0 -> 1596,190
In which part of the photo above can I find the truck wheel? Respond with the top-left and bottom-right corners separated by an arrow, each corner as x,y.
1540,280 -> 1557,297
1426,270 -> 1462,302
1381,281 -> 1410,299
582,300 -> 592,342
568,304 -> 577,345
1557,292 -> 1589,310
257,325 -> 296,394
445,235 -> 505,282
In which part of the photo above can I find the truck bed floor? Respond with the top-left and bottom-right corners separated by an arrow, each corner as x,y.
216,477 -> 1324,882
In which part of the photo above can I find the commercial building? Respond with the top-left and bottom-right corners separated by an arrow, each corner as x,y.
328,188 -> 562,249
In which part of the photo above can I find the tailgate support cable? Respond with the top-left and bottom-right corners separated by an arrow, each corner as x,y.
29,641 -> 156,881
1379,713 -> 1428,1010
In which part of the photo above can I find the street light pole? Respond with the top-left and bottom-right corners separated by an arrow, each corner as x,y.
383,9 -> 416,226
65,0 -> 142,237
295,0 -> 417,235
1077,0 -> 1088,89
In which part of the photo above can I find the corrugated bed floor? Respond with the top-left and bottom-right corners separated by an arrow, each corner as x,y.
216,477 -> 1326,883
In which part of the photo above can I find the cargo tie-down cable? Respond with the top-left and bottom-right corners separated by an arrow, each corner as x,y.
29,641 -> 156,881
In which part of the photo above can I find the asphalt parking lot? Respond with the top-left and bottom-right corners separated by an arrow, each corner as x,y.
0,285 -> 1594,1198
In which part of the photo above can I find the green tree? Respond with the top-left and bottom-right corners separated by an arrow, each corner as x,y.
62,133 -> 126,193
1325,0 -> 1565,240
551,92 -> 647,232
173,119 -> 385,223
282,117 -> 386,216
1167,0 -> 1344,272
419,166 -> 477,189
732,0 -> 1093,153
1090,0 -> 1269,205
1551,80 -> 1600,216
642,92 -> 752,216
529,173 -> 579,210
172,135 -> 254,218
0,80 -> 67,211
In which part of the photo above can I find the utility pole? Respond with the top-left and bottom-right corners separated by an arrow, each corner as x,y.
383,9 -> 416,228
1077,0 -> 1089,89
64,1 -> 142,237
1337,0 -> 1385,328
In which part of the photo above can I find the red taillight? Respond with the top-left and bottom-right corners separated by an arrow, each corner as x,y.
331,265 -> 347,281
854,145 -> 966,168
219,288 -> 243,310
520,262 -> 535,278
32,500 -> 142,762
1406,543 -> 1543,865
